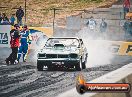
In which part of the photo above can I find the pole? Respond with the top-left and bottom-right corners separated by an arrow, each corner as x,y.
25,0 -> 26,23
53,8 -> 56,33
51,8 -> 62,33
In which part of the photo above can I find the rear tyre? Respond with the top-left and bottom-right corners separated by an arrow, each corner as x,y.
37,61 -> 43,71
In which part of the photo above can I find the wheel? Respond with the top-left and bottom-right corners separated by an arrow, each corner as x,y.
75,60 -> 82,71
85,53 -> 88,63
82,61 -> 86,69
82,54 -> 87,69
37,61 -> 43,71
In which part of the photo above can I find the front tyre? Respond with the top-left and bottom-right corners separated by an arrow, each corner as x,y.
82,61 -> 86,69
82,53 -> 87,69
37,61 -> 43,71
75,60 -> 82,71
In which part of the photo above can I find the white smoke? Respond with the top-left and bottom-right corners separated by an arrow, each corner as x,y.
32,27 -> 115,67
28,32 -> 48,63
78,27 -> 114,68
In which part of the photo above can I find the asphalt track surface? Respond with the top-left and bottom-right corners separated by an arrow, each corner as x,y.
0,0 -> 132,97
0,47 -> 132,97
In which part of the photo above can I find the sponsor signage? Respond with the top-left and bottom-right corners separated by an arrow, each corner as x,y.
0,25 -> 11,47
110,42 -> 132,56
76,74 -> 131,94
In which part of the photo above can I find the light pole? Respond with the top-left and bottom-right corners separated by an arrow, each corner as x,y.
25,0 -> 27,23
53,8 -> 56,33
51,8 -> 62,33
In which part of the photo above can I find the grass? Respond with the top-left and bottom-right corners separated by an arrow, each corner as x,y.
0,0 -> 117,26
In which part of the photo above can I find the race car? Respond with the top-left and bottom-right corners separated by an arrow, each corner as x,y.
37,37 -> 88,71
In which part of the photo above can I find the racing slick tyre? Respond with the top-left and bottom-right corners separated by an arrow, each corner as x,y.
75,60 -> 82,71
82,61 -> 86,69
82,54 -> 87,69
37,61 -> 43,71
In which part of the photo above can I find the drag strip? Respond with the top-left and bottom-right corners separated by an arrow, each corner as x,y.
0,55 -> 131,97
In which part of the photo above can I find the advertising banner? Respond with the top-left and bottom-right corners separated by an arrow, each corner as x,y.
0,25 -> 11,47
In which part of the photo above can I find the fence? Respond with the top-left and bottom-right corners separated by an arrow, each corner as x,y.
58,7 -> 132,41
0,3 -> 132,41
